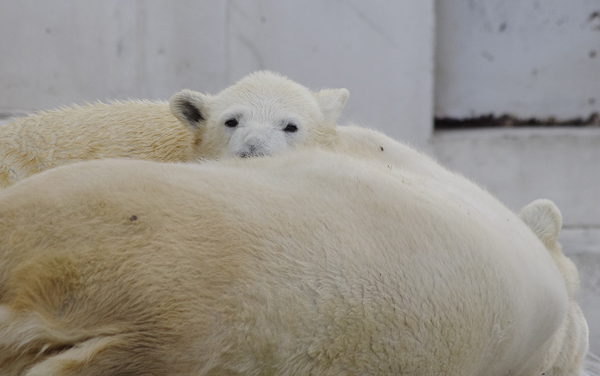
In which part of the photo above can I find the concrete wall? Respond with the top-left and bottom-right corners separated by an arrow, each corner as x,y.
0,0 -> 435,147
435,0 -> 600,119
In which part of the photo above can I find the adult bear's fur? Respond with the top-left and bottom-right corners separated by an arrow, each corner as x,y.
0,146 -> 588,375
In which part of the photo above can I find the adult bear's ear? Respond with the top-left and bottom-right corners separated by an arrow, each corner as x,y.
519,199 -> 563,248
169,90 -> 212,130
314,88 -> 349,124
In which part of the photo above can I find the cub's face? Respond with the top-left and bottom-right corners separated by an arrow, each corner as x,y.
169,71 -> 348,159
208,82 -> 318,158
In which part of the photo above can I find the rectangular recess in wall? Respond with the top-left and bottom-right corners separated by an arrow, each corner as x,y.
434,0 -> 600,129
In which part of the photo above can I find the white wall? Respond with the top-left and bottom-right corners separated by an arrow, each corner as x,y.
0,0 -> 435,147
432,128 -> 600,226
433,0 -> 600,227
435,0 -> 600,119
0,1 -> 228,113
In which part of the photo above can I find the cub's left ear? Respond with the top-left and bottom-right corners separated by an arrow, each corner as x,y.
169,90 -> 212,131
314,88 -> 349,123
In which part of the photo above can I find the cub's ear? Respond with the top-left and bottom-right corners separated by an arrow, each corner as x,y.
169,90 -> 212,130
314,88 -> 349,124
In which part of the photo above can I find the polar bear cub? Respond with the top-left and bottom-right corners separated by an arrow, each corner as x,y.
169,71 -> 348,158
0,71 -> 348,187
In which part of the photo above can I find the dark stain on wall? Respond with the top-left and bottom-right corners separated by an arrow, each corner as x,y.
435,113 -> 600,129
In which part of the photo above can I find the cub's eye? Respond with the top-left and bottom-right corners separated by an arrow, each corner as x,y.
225,119 -> 239,128
283,123 -> 298,133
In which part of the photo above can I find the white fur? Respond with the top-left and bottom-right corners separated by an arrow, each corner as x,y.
0,71 -> 348,187
0,100 -> 196,188
0,71 -> 589,376
25,337 -> 120,376
169,71 -> 349,158
520,199 -> 590,375
0,144 -> 588,375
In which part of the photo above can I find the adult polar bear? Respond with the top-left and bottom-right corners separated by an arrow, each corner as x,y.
0,149 -> 588,375
0,71 -> 348,187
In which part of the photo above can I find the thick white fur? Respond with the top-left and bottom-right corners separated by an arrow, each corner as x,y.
169,70 -> 348,159
0,100 -> 196,187
520,199 -> 590,375
0,71 -> 349,187
0,140 -> 587,375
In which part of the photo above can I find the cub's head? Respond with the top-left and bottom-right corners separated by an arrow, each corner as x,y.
170,71 -> 349,159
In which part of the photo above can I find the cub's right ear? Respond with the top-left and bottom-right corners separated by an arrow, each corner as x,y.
169,90 -> 212,130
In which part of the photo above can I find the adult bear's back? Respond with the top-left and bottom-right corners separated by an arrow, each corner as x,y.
0,151 -> 571,376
